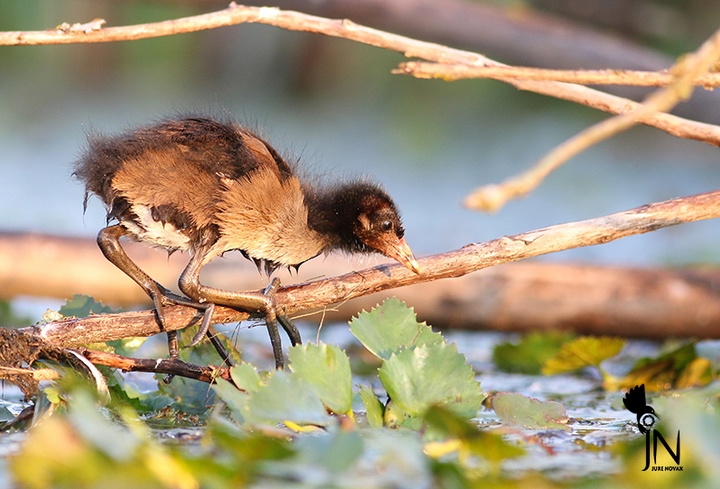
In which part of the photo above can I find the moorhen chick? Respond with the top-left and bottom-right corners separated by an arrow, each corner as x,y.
74,116 -> 420,368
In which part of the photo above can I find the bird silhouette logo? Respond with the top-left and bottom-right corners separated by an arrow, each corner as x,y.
623,384 -> 658,434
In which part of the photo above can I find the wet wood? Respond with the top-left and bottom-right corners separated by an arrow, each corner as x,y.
78,348 -> 232,384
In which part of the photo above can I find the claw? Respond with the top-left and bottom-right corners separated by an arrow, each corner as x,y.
266,313 -> 285,369
264,277 -> 282,296
96,225 -> 231,375
188,303 -> 215,347
278,312 -> 301,346
260,278 -> 302,368
150,284 -> 231,367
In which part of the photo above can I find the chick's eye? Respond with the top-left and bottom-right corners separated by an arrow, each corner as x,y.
380,220 -> 393,232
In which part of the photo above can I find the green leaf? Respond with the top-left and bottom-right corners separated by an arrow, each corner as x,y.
423,404 -> 479,440
288,343 -> 353,415
423,405 -> 525,462
246,371 -> 330,426
0,403 -> 15,423
350,297 -> 442,360
207,416 -> 294,463
230,363 -> 262,394
0,299 -> 32,327
622,341 -> 713,391
383,400 -> 418,430
491,392 -> 571,432
321,431 -> 364,473
105,337 -> 148,357
493,331 -> 574,374
212,378 -> 251,425
541,336 -> 625,375
379,343 -> 483,420
67,390 -> 140,460
59,294 -> 117,318
358,385 -> 384,429
294,430 -> 364,474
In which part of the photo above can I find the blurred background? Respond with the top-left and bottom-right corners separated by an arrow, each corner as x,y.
1,0 -> 719,315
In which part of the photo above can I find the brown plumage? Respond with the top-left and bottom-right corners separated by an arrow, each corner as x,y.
74,116 -> 420,368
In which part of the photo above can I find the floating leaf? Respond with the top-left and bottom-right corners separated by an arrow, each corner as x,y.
288,343 -> 353,415
350,297 -> 442,360
213,378 -> 251,425
294,430 -> 364,474
358,385 -> 384,429
542,336 -> 625,375
59,294 -> 117,318
423,405 -> 524,463
379,343 -> 483,420
246,371 -> 329,426
493,331 -> 574,374
491,392 -> 570,432
230,363 -> 262,394
621,341 -> 713,391
675,357 -> 713,389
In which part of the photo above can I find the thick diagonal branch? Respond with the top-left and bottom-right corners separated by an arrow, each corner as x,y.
22,188 -> 720,347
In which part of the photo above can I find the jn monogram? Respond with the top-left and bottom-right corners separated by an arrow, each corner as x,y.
623,384 -> 682,472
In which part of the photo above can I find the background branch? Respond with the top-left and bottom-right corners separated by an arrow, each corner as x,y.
249,0 -> 720,123
463,27 -> 720,211
2,4 -> 720,148
397,62 -> 720,88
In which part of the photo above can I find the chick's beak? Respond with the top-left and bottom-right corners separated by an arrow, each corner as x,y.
384,236 -> 421,274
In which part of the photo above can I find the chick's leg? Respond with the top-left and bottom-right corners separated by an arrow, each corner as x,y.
179,251 -> 301,369
97,225 -> 218,360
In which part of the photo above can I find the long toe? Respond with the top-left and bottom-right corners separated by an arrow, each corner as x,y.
278,313 -> 302,346
265,314 -> 285,369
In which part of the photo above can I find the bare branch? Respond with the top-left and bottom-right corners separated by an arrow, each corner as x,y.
23,188 -> 720,348
396,62 -> 720,88
78,348 -> 231,384
2,4 -> 720,148
463,27 -> 720,212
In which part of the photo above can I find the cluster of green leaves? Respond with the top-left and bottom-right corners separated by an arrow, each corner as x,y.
7,298 -> 528,488
494,333 -> 717,391
5,296 -> 720,489
205,298 -> 487,432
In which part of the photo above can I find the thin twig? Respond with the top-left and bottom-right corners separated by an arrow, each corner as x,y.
78,348 -> 232,384
2,4 -> 720,147
396,62 -> 720,88
463,27 -> 720,212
